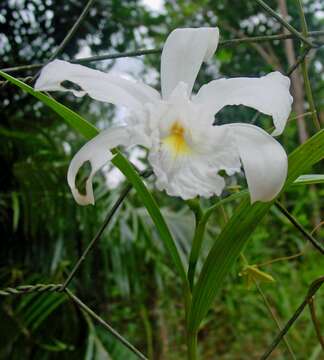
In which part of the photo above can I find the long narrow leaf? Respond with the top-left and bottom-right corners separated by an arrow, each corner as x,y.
0,71 -> 98,139
112,153 -> 188,287
188,130 -> 324,332
293,174 -> 324,186
1,72 -> 188,289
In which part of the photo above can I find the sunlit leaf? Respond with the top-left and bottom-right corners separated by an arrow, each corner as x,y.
293,174 -> 324,186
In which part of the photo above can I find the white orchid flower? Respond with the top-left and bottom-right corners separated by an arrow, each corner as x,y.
35,27 -> 293,205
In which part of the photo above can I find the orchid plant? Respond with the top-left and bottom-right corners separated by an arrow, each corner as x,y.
32,27 -> 295,359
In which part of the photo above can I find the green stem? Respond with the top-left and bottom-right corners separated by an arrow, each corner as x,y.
254,281 -> 296,359
300,60 -> 321,131
296,0 -> 321,131
188,219 -> 208,290
260,276 -> 324,359
296,0 -> 309,35
187,331 -> 198,360
186,198 -> 203,222
112,152 -> 190,291
140,306 -> 154,360
187,191 -> 249,291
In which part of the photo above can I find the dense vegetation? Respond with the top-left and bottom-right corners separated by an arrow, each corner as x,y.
0,0 -> 323,359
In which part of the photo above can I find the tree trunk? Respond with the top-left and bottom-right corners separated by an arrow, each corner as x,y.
278,0 -> 308,143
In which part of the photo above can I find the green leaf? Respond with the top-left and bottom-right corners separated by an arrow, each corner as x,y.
18,292 -> 66,331
11,191 -> 20,231
1,72 -> 188,290
188,129 -> 324,332
293,174 -> 324,186
112,153 -> 189,288
0,70 -> 98,140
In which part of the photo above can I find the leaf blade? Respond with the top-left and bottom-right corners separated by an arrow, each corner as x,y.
112,153 -> 189,287
1,72 -> 188,289
0,70 -> 98,139
188,129 -> 324,332
293,174 -> 324,186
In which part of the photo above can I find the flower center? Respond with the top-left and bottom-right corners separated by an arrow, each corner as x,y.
162,121 -> 191,156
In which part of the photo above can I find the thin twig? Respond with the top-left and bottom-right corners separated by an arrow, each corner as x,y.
286,46 -> 311,76
296,0 -> 321,131
308,297 -> 324,350
61,169 -> 153,291
257,252 -> 303,267
254,0 -> 314,48
275,201 -> 324,254
255,281 -> 296,359
0,283 -> 63,296
32,0 -> 96,81
1,31 -> 324,75
301,61 -> 321,130
64,288 -> 148,360
260,276 -> 324,359
311,221 -> 324,235
61,183 -> 132,290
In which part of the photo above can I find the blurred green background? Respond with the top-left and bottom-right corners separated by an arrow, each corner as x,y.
0,0 -> 323,359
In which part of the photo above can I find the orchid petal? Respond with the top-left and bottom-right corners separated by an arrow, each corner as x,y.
68,126 -> 150,205
195,72 -> 293,135
161,27 -> 219,99
224,123 -> 287,203
35,60 -> 160,116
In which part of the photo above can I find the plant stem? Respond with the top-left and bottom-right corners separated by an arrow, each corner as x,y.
254,281 -> 296,359
300,60 -> 321,130
61,184 -> 132,290
275,201 -> 324,254
187,191 -> 249,290
32,0 -> 96,81
308,297 -> 324,350
140,306 -> 154,360
261,276 -> 324,359
187,331 -> 198,360
0,283 -> 62,296
188,219 -> 208,290
257,252 -> 303,267
254,0 -> 313,47
296,0 -> 321,131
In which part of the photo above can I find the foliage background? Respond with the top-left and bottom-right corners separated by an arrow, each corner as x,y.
0,0 -> 323,359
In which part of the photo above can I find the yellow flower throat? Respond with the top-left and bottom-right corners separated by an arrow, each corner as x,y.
163,121 -> 191,156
